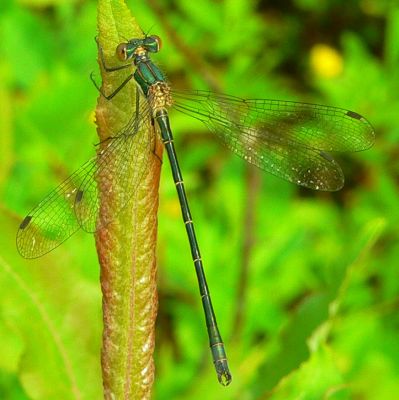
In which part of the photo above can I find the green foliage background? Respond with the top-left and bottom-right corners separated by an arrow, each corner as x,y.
0,0 -> 397,399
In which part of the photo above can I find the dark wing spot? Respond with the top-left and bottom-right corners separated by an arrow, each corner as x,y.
76,190 -> 84,202
346,110 -> 362,120
20,215 -> 32,229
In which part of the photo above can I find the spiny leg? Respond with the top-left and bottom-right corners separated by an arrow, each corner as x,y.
91,37 -> 136,100
90,71 -> 134,100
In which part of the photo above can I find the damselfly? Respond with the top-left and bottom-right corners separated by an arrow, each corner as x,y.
16,35 -> 374,385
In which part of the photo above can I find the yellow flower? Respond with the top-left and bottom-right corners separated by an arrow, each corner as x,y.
310,44 -> 343,78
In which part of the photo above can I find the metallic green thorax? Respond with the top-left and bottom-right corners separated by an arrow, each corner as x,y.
134,63 -> 165,96
124,36 -> 166,96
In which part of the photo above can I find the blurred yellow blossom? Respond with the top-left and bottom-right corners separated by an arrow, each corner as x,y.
310,44 -> 343,78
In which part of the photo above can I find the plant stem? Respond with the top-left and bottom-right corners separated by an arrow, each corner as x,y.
95,1 -> 162,398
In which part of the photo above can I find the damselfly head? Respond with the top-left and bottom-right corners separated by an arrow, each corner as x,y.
116,38 -> 143,60
116,35 -> 161,61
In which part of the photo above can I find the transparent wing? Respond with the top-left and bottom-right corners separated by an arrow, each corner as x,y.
74,102 -> 153,233
16,162 -> 92,259
172,90 -> 375,191
16,96 -> 153,259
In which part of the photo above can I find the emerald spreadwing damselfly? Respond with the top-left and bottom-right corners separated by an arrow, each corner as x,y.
16,35 -> 374,385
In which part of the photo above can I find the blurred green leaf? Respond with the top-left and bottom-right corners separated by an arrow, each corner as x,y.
0,209 -> 102,399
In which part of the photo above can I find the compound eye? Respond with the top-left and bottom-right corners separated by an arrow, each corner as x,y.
150,35 -> 162,51
116,43 -> 128,61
